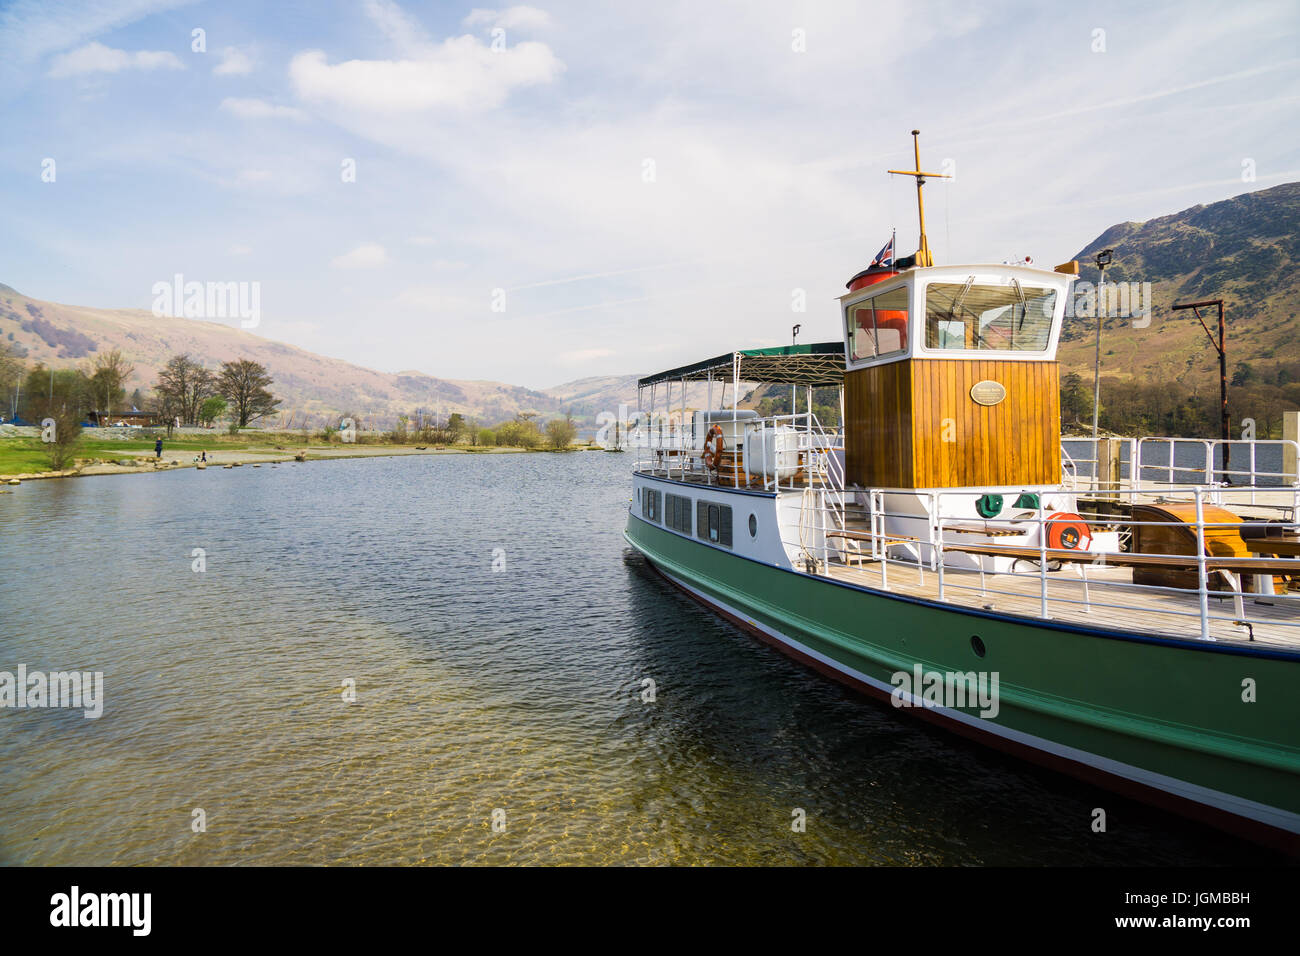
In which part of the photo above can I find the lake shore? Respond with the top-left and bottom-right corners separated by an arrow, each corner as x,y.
0,434 -> 574,481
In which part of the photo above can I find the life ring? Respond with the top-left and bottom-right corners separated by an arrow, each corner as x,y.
702,425 -> 725,470
1047,512 -> 1091,551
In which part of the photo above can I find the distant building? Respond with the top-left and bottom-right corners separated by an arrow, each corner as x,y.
87,409 -> 158,428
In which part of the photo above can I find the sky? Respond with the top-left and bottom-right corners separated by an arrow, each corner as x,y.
1,0 -> 1298,389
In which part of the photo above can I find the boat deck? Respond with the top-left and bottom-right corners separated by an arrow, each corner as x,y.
824,558 -> 1300,650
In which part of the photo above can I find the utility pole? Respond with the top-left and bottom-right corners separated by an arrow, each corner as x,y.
1173,298 -> 1230,480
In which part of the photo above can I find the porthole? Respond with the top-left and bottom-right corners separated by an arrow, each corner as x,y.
748,514 -> 757,537
970,635 -> 986,658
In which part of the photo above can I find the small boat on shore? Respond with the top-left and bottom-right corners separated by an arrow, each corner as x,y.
624,133 -> 1300,850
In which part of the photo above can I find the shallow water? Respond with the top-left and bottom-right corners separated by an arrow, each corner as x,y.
0,453 -> 1280,864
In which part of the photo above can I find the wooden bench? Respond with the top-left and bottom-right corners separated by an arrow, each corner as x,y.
940,541 -> 1300,576
943,523 -> 1026,537
940,541 -> 1300,620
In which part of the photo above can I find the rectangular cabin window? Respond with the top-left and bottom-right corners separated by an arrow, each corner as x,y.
693,501 -> 731,547
665,493 -> 693,534
849,287 -> 909,362
924,282 -> 1056,352
642,488 -> 661,523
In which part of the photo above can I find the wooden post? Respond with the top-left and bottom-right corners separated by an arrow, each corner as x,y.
1104,438 -> 1123,492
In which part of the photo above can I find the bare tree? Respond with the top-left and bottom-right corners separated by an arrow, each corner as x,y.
545,411 -> 578,450
155,353 -> 216,426
89,348 -> 134,426
0,340 -> 24,420
217,358 -> 281,427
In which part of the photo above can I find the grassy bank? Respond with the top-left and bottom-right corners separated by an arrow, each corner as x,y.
0,432 -> 603,479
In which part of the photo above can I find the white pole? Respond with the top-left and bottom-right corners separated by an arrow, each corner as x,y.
1195,490 -> 1210,641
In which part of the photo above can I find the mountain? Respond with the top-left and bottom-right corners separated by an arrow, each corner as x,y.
0,284 -> 590,427
5,181 -> 1296,429
1059,181 -> 1300,387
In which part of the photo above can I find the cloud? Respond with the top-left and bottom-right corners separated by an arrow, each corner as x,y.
463,6 -> 552,32
558,347 -> 614,363
213,46 -> 253,75
219,97 -> 308,121
362,0 -> 434,56
288,34 -> 563,112
48,41 -> 183,77
0,0 -> 193,93
332,243 -> 389,269
393,287 -> 479,311
229,243 -> 253,255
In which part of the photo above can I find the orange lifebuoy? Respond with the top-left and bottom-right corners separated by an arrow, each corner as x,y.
702,425 -> 725,470
1047,512 -> 1091,551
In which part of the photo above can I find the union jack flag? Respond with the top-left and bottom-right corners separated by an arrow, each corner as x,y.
870,233 -> 895,269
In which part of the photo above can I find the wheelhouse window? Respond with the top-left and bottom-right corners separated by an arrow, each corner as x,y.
848,287 -> 909,363
924,280 -> 1056,352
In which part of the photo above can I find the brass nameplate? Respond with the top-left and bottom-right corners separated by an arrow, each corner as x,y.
970,380 -> 1006,406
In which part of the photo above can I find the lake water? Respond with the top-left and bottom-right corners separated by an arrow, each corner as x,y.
0,453 -> 1280,864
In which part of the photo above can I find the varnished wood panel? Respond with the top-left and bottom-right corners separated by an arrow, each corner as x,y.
844,358 -> 1060,489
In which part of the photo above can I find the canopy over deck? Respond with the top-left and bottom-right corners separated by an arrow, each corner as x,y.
637,343 -> 846,390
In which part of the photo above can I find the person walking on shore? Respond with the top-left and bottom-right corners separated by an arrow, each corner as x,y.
155,437 -> 163,459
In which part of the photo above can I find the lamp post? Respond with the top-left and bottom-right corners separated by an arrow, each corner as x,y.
1090,249 -> 1112,447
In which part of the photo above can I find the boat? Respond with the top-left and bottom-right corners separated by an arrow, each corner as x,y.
623,132 -> 1300,851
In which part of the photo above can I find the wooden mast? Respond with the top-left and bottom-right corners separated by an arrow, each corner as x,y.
887,130 -> 950,267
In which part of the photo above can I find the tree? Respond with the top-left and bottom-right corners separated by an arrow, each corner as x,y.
494,415 -> 542,448
545,412 -> 577,450
21,364 -> 91,423
447,413 -> 467,443
89,349 -> 134,426
43,404 -> 83,471
199,395 -> 228,426
1060,372 -> 1091,427
217,358 -> 281,427
155,353 -> 216,426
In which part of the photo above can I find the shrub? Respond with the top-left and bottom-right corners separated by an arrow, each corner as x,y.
43,407 -> 82,470
545,416 -> 577,451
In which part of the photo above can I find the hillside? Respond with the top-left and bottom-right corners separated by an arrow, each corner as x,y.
5,182 -> 1296,431
0,284 -> 568,427
1059,181 -> 1300,388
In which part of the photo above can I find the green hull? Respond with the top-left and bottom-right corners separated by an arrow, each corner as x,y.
626,513 -> 1300,850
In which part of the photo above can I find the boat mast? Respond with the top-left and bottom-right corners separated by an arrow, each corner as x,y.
887,130 -> 950,267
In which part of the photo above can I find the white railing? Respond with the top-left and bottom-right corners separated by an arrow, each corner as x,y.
1061,436 -> 1300,510
778,483 -> 1300,646
630,410 -> 844,491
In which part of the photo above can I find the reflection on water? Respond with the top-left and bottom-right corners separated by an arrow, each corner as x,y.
0,454 -> 1277,864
